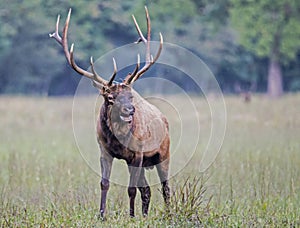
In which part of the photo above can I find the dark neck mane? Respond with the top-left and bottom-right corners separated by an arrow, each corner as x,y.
99,102 -> 135,162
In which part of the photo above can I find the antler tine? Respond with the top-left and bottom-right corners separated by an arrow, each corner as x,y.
107,58 -> 117,86
152,32 -> 163,63
50,8 -> 109,87
131,7 -> 151,62
90,56 -> 109,86
131,31 -> 163,83
69,43 -> 103,81
49,8 -> 72,64
126,6 -> 163,84
132,15 -> 147,44
124,54 -> 140,84
49,14 -> 62,44
145,6 -> 151,64
92,80 -> 104,89
62,8 -> 72,64
131,54 -> 141,78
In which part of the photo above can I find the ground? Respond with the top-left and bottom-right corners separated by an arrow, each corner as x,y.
0,94 -> 299,227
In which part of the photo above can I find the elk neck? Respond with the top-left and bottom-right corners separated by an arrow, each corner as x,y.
98,101 -> 136,162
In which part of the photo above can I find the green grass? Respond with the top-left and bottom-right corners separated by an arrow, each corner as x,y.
1,94 -> 300,227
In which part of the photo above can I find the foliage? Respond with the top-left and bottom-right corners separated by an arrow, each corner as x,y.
230,0 -> 300,96
230,0 -> 300,61
0,0 -> 299,95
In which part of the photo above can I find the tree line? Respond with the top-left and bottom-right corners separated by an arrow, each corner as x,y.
0,0 -> 300,97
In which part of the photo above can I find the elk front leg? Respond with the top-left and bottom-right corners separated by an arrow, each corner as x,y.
138,168 -> 151,216
127,155 -> 143,217
99,152 -> 113,219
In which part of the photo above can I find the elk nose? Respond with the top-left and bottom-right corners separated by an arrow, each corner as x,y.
123,106 -> 135,114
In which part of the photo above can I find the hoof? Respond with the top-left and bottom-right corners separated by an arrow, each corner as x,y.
97,213 -> 106,221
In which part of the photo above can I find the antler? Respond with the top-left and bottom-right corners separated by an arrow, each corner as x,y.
124,6 -> 163,85
49,8 -> 117,88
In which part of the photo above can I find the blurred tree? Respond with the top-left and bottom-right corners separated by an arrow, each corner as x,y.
131,0 -> 251,94
188,0 -> 260,93
230,0 -> 300,97
1,0 -> 299,95
0,0 -> 69,94
283,53 -> 300,92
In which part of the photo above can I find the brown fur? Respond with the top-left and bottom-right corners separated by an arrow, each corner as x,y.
97,84 -> 170,217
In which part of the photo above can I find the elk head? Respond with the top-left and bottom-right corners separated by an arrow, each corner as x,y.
104,84 -> 136,137
49,7 -> 163,116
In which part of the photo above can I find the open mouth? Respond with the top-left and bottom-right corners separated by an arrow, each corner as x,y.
120,114 -> 133,123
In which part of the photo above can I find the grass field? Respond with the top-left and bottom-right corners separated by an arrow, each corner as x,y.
1,94 -> 300,227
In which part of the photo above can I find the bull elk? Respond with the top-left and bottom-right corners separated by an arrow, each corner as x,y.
49,7 -> 170,218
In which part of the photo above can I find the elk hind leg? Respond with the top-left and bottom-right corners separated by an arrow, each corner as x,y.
127,186 -> 137,217
156,162 -> 170,207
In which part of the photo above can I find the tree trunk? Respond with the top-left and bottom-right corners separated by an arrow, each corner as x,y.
267,57 -> 283,98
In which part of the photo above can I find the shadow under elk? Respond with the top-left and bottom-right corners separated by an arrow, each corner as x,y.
49,7 -> 170,218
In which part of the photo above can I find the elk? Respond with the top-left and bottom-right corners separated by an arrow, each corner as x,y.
234,81 -> 257,103
49,7 -> 170,218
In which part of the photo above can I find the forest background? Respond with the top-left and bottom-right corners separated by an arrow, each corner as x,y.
0,0 -> 300,97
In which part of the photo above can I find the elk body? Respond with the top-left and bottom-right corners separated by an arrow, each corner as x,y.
50,7 -> 170,218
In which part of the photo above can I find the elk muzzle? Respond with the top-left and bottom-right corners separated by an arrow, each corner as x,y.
120,105 -> 135,123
